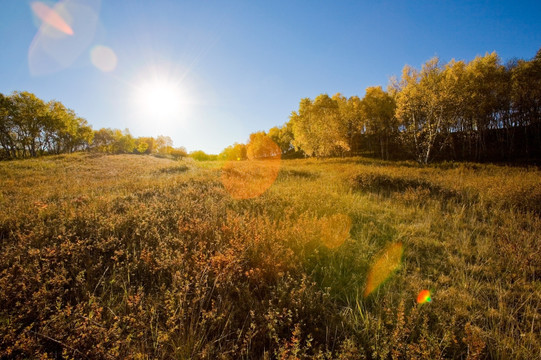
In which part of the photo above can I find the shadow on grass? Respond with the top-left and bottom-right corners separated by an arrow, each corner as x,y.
277,169 -> 319,181
157,165 -> 189,174
351,173 -> 478,205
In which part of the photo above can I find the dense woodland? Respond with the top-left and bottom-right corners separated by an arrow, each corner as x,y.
2,48 -> 540,163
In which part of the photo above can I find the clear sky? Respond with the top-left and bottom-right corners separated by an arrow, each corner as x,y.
1,0 -> 540,154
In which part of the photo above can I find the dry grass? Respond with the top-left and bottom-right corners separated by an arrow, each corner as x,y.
0,154 -> 539,359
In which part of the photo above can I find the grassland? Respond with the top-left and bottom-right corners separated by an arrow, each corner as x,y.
0,153 -> 539,359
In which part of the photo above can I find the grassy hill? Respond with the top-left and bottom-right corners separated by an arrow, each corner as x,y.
1,154 -> 539,359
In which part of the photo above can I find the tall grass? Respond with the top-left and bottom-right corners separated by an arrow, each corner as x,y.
0,153 -> 539,359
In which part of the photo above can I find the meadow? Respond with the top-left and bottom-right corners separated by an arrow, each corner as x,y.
0,154 -> 539,359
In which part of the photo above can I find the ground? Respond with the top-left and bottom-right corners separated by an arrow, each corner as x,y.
0,153 -> 539,359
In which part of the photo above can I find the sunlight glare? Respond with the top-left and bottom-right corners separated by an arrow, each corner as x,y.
135,78 -> 183,122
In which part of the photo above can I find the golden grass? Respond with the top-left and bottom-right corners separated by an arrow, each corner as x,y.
0,154 -> 539,359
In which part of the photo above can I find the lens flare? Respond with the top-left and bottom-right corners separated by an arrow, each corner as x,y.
28,0 -> 100,76
31,1 -> 74,35
364,242 -> 403,297
417,289 -> 432,304
320,213 -> 351,249
90,45 -> 117,72
221,141 -> 281,199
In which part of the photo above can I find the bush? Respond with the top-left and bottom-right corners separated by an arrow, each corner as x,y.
170,147 -> 188,160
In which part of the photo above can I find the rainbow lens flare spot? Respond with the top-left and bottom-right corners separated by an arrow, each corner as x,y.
417,289 -> 432,304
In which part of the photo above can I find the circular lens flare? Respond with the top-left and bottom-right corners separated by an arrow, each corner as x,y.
320,214 -> 351,249
221,138 -> 281,199
90,45 -> 117,72
221,159 -> 281,200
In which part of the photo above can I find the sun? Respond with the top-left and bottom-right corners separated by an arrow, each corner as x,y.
134,77 -> 183,121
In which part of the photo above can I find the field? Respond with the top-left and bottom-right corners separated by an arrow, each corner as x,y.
0,154 -> 540,359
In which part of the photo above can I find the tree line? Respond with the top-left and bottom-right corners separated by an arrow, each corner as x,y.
0,91 -> 187,160
3,48 -> 540,163
217,131 -> 282,161
0,92 -> 93,158
223,48 -> 541,163
92,128 -> 186,158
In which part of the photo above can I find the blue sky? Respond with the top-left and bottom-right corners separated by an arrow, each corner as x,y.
1,0 -> 540,154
